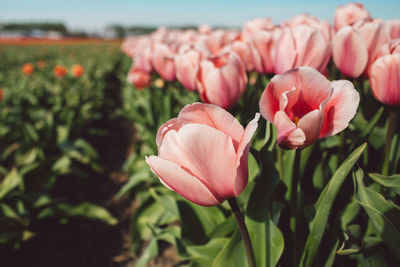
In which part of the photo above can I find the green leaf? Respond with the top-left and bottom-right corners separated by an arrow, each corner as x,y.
186,238 -> 229,266
301,143 -> 367,267
368,173 -> 400,192
135,238 -> 159,267
245,148 -> 284,267
360,106 -> 384,139
150,188 -> 180,218
116,171 -> 149,198
354,168 -> 400,264
212,230 -> 247,267
0,169 -> 22,199
39,203 -> 118,225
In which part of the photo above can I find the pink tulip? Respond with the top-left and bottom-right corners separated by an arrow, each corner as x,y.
252,27 -> 282,74
174,45 -> 201,91
127,66 -> 151,89
152,42 -> 176,81
222,40 -> 255,71
146,103 -> 260,206
275,25 -> 331,74
196,52 -> 247,109
373,38 -> 400,63
387,19 -> 400,39
259,67 -> 359,149
283,13 -> 333,42
198,24 -> 212,35
334,3 -> 371,31
369,54 -> 400,106
195,30 -> 226,56
133,46 -> 153,73
332,19 -> 391,78
242,18 -> 274,42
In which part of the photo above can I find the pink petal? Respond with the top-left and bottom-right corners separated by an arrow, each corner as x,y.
332,26 -> 368,78
177,103 -> 244,147
275,27 -> 297,74
274,111 -> 305,149
319,80 -> 360,138
293,26 -> 331,72
234,113 -> 260,195
159,123 -> 238,200
296,109 -> 322,148
297,67 -> 332,109
369,54 -> 400,106
259,69 -> 298,123
146,156 -> 220,206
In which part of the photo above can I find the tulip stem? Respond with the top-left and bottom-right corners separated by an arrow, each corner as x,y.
290,149 -> 301,266
278,147 -> 284,179
382,108 -> 398,176
228,198 -> 255,267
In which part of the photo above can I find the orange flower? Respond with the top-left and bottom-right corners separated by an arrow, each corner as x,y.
22,63 -> 34,76
71,64 -> 84,77
37,60 -> 46,68
0,89 -> 3,101
54,65 -> 67,78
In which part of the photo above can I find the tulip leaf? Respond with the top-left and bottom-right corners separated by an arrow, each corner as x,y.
135,238 -> 159,267
212,230 -> 247,267
368,173 -> 400,193
354,168 -> 400,264
300,143 -> 366,267
186,238 -> 229,266
246,148 -> 284,267
360,106 -> 384,139
0,169 -> 22,200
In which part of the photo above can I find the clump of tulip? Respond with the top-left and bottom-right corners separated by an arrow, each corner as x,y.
121,2 -> 400,267
54,65 -> 67,78
71,64 -> 84,78
22,63 -> 34,76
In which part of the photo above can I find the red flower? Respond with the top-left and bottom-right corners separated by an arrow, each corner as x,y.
54,65 -> 67,78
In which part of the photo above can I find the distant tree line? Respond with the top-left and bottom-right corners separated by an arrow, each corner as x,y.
1,22 -> 68,33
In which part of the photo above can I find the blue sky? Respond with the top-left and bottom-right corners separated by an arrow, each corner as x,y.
1,0 -> 399,30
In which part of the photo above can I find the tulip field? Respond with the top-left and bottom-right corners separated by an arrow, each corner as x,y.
1,2 -> 400,267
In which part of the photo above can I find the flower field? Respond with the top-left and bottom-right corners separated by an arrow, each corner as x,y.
1,2 -> 400,267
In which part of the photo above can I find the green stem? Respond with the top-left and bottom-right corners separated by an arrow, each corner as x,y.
290,149 -> 301,266
278,147 -> 284,179
228,198 -> 255,267
382,108 -> 398,176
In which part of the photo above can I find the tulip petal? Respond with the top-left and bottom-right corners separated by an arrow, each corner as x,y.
297,67 -> 332,111
235,113 -> 260,195
178,103 -> 244,147
319,80 -> 360,138
275,27 -> 297,74
259,69 -> 298,123
146,156 -> 220,206
274,111 -> 306,149
297,109 -> 322,148
159,123 -> 238,200
156,118 -> 178,147
369,54 -> 400,106
332,26 -> 368,78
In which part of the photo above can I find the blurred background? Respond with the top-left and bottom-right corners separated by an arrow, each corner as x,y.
0,1 -> 399,267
